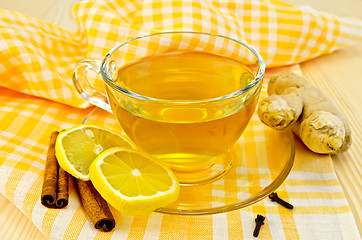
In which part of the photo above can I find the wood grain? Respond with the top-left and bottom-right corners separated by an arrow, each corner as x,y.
0,196 -> 46,239
300,43 -> 362,234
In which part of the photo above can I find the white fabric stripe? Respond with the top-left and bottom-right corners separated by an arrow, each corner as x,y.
291,10 -> 311,60
336,36 -> 360,46
290,198 -> 349,207
212,189 -> 225,198
143,213 -> 163,240
212,202 -> 225,207
5,151 -> 44,163
339,18 -> 362,27
110,215 -> 134,240
339,17 -> 362,28
0,139 -> 7,147
266,3 -> 278,65
13,171 -> 38,210
287,171 -> 337,180
0,130 -> 16,138
0,166 -> 13,194
267,213 -> 286,240
235,167 -> 270,175
0,131 -> 47,150
339,25 -> 362,39
294,213 -> 360,240
31,199 -> 48,236
50,190 -> 82,240
286,185 -> 343,193
213,212 -> 228,239
235,167 -> 247,175
76,218 -> 98,240
242,135 -> 268,142
239,211 -> 254,238
251,124 -> 266,132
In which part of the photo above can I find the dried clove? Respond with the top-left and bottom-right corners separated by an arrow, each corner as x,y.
269,192 -> 294,209
253,214 -> 265,237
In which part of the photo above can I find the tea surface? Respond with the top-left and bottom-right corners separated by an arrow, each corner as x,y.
116,52 -> 254,101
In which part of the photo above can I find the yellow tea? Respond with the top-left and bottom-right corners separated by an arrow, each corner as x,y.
108,52 -> 258,169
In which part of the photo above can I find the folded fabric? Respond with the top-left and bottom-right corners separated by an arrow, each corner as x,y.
0,0 -> 361,239
1,0 -> 362,108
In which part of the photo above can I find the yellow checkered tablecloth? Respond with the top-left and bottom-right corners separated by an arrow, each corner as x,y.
0,0 -> 362,239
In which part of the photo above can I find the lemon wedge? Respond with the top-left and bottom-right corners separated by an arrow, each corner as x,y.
89,147 -> 180,215
55,125 -> 135,180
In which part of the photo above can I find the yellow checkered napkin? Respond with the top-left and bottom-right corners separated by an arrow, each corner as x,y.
0,0 -> 362,239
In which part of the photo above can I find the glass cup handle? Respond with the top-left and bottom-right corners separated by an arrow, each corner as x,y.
73,59 -> 113,113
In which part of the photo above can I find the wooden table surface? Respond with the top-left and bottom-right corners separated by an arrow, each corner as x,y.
0,0 -> 361,239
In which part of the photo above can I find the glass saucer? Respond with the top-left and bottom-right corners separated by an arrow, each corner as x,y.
83,107 -> 295,215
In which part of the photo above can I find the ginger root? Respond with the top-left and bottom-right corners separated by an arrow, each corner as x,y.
257,71 -> 351,154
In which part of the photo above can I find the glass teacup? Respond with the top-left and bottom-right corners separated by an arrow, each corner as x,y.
73,31 -> 265,185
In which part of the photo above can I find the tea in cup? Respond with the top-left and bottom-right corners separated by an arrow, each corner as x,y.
73,31 -> 265,185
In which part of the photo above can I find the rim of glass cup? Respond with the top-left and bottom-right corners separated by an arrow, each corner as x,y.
100,31 -> 265,104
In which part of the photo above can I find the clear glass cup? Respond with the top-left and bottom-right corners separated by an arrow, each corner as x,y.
73,31 -> 265,185
82,107 -> 295,215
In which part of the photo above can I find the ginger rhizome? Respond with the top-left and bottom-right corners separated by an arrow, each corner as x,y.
257,71 -> 351,154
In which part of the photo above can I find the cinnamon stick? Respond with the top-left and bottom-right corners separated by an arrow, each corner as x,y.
74,178 -> 115,232
55,167 -> 69,208
41,131 -> 69,208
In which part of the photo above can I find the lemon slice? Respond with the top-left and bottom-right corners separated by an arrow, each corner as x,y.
89,147 -> 180,215
55,125 -> 135,180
